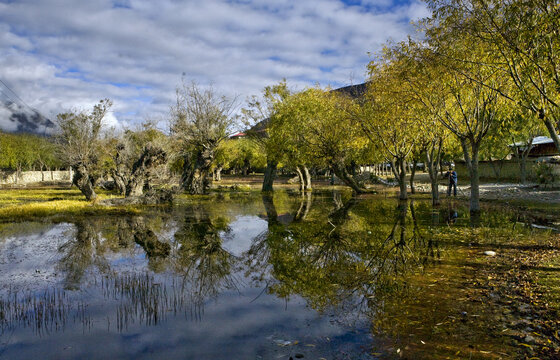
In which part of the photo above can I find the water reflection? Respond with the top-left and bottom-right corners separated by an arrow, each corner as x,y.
58,219 -> 110,290
172,206 -> 239,318
0,191 -> 557,359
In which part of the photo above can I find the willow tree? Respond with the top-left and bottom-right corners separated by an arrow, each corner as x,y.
389,42 -> 452,205
56,99 -> 112,201
170,82 -> 237,195
241,80 -> 292,192
426,0 -> 560,153
421,35 -> 510,212
110,125 -> 168,196
358,53 -> 422,200
274,87 -> 371,194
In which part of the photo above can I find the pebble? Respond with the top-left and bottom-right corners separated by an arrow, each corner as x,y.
484,251 -> 497,256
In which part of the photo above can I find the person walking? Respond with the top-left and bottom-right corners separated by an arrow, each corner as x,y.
445,166 -> 458,196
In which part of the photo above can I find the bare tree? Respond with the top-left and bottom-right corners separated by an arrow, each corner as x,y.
170,82 -> 237,195
56,99 -> 112,201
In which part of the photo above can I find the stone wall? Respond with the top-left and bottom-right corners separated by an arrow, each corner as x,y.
455,159 -> 560,182
0,170 -> 72,185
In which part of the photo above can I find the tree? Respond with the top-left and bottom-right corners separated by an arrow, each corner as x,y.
242,80 -> 292,192
425,0 -> 560,154
391,42 -> 452,206
170,82 -> 237,195
273,88 -> 372,193
111,125 -> 168,196
504,111 -> 545,184
415,27 -> 510,212
56,99 -> 112,201
359,53 -> 422,200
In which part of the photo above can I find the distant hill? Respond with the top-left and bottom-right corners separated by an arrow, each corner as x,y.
0,99 -> 55,135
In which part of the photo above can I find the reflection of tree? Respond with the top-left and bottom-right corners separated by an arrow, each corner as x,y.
247,195 -> 444,319
57,219 -> 110,290
58,216 -> 171,289
172,206 -> 237,317
294,191 -> 312,221
116,217 -> 170,272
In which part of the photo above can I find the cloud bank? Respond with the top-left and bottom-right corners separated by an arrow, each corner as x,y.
0,0 -> 429,130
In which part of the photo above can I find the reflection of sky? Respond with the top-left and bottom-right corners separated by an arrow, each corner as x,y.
220,215 -> 268,257
0,210 -> 373,359
0,223 -> 71,294
2,284 -> 372,360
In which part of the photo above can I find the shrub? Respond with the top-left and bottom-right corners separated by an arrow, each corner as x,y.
534,161 -> 556,186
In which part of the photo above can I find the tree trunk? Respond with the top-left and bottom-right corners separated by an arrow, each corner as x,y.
425,140 -> 442,206
126,145 -> 167,197
519,157 -> 527,184
543,114 -> 560,153
295,166 -> 305,192
390,158 -> 408,200
262,159 -> 277,192
182,148 -> 213,195
72,163 -> 97,201
488,158 -> 503,180
331,163 -> 371,194
461,138 -> 480,213
113,170 -> 127,195
303,166 -> 312,191
409,158 -> 417,194
214,166 -> 223,182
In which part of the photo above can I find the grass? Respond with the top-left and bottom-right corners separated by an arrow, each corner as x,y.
0,187 -> 141,222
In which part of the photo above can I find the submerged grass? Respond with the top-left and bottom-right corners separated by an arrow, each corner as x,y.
0,188 -> 141,222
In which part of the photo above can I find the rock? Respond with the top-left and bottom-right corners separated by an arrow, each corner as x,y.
484,251 -> 497,256
295,354 -> 304,359
524,335 -> 536,344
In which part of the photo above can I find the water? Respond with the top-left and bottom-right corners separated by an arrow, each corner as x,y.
0,190 -> 558,359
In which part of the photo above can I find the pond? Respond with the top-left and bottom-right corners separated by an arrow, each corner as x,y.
0,190 -> 558,359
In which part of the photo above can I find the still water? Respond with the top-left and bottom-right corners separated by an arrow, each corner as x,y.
0,190 -> 557,359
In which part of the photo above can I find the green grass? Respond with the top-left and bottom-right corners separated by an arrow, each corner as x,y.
0,187 -> 141,222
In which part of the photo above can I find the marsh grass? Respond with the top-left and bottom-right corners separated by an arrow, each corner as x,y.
0,188 -> 140,222
0,288 -> 78,335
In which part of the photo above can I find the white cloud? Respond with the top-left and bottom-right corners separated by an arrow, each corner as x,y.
0,0 -> 430,130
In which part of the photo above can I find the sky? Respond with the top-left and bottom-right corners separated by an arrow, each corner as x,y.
0,0 -> 430,130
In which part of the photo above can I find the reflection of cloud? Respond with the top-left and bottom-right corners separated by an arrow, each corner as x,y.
0,0 -> 429,128
221,215 -> 268,257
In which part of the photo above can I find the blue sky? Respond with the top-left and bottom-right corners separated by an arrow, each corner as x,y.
0,0 -> 430,130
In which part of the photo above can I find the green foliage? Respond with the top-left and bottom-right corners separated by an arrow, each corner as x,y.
215,138 -> 266,173
0,132 -> 62,171
270,87 -> 366,169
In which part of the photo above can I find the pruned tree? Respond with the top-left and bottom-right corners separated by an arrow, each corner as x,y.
170,82 -> 237,195
56,99 -> 112,201
111,126 -> 168,197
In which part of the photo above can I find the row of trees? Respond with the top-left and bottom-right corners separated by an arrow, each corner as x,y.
241,0 -> 558,214
5,0 -> 557,213
0,132 -> 62,178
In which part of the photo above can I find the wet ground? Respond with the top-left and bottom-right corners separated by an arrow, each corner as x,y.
0,190 -> 559,359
